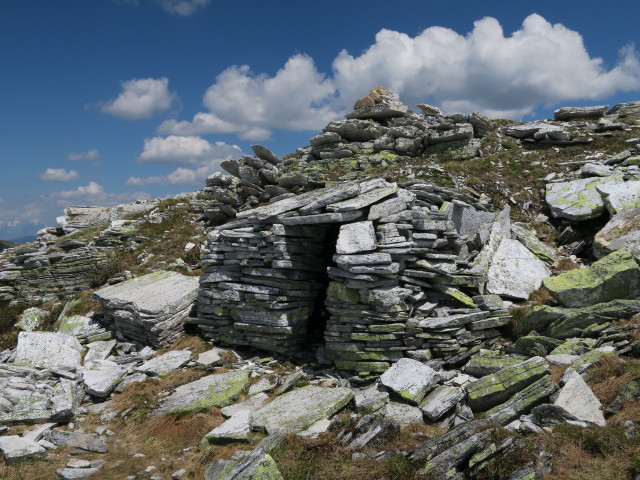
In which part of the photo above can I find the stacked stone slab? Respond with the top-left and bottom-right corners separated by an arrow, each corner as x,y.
195,176 -> 544,373
93,271 -> 199,347
196,224 -> 326,353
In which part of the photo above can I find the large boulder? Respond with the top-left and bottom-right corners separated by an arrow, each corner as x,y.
0,436 -> 46,464
554,371 -> 606,426
486,239 -> 550,300
594,207 -> 640,260
542,249 -> 640,308
545,176 -> 623,221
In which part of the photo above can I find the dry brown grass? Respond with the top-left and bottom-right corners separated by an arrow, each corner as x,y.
554,258 -> 580,272
550,364 -> 568,385
587,356 -> 640,405
528,287 -> 556,306
158,334 -> 210,356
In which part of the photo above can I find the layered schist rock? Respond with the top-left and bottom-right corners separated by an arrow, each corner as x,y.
195,176 -> 551,373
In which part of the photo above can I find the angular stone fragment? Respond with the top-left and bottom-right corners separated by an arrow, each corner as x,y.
84,340 -> 117,363
380,358 -> 439,405
0,435 -> 46,464
543,248 -> 640,308
136,350 -> 192,376
381,402 -> 424,426
323,119 -> 388,142
16,307 -> 48,332
82,360 -> 125,398
353,385 -> 390,414
15,332 -> 83,370
487,239 -> 550,300
56,468 -> 101,479
511,224 -> 555,265
326,186 -> 399,212
346,103 -> 409,120
467,357 -> 550,411
44,430 -> 108,453
594,207 -> 640,260
607,379 -> 640,414
155,371 -> 250,416
203,411 -> 253,444
253,386 -> 352,434
554,371 -> 606,426
596,181 -> 640,214
335,221 -> 377,254
463,355 -> 524,377
545,176 -> 623,221
220,393 -> 270,418
419,385 -> 465,421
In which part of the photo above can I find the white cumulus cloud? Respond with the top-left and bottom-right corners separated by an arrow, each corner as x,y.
38,168 -> 81,182
160,14 -> 640,135
128,136 -> 242,186
158,54 -> 340,140
67,149 -> 100,161
157,0 -> 209,16
101,77 -> 176,119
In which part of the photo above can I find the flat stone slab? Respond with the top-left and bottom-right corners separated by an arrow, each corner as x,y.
380,358 -> 439,405
327,186 -> 399,212
15,332 -> 83,370
554,371 -> 606,426
335,221 -> 377,255
487,239 -> 550,300
56,468 -> 101,479
419,385 -> 465,421
554,105 -> 608,120
84,340 -> 117,363
253,386 -> 353,434
82,360 -> 125,398
136,350 -> 192,376
155,370 -> 250,416
44,430 -> 108,453
543,248 -> 640,308
220,392 -> 270,418
381,402 -> 424,426
0,435 -> 46,464
93,271 -> 199,315
203,411 -> 252,444
546,176 -> 623,221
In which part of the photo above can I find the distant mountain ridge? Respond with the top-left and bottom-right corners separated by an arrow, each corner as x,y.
0,240 -> 17,252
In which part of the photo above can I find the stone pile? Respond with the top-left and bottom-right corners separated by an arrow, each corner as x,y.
56,201 -> 156,235
93,271 -> 199,347
196,176 -> 553,373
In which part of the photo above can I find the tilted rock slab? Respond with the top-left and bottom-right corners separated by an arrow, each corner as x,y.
44,429 -> 108,453
93,271 -> 199,347
545,176 -> 623,221
543,248 -> 640,308
554,371 -> 606,426
155,370 -> 249,416
594,207 -> 640,260
0,435 -> 46,464
467,357 -> 550,411
253,385 -> 353,434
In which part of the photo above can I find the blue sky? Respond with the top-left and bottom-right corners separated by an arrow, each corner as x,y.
1,0 -> 639,239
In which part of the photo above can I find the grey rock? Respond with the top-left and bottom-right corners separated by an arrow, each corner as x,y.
554,371 -> 606,426
220,393 -> 270,418
324,119 -> 388,142
16,307 -> 48,332
15,332 -> 83,370
136,350 -> 192,376
419,385 -> 465,421
546,176 -> 623,221
0,435 -> 46,464
594,207 -> 640,259
56,468 -> 101,479
380,358 -> 439,405
381,402 -> 424,426
44,430 -> 108,453
335,221 -> 377,255
253,386 -> 353,434
82,360 -> 125,398
597,181 -> 640,215
554,105 -> 608,120
203,411 -> 253,444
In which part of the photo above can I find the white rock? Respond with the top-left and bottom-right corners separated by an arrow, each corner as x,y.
15,332 -> 83,370
297,418 -> 332,438
597,181 -> 640,214
16,307 -> 48,332
81,360 -> 125,398
545,354 -> 580,366
196,348 -> 223,368
220,392 -> 270,418
0,435 -> 46,464
546,176 -> 623,221
554,371 -> 606,426
335,221 -> 377,254
84,340 -> 117,363
203,411 -> 252,444
380,358 -> 439,404
487,239 -> 550,300
419,386 -> 465,421
381,402 -> 424,426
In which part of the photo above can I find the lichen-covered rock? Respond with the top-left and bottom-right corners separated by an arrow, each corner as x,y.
543,248 -> 640,307
467,357 -> 549,411
510,336 -> 563,356
544,299 -> 640,338
545,176 -> 623,221
597,181 -> 640,214
253,386 -> 352,434
381,402 -> 424,426
510,224 -> 556,265
155,371 -> 250,416
380,358 -> 439,405
486,239 -> 550,300
16,307 -> 48,332
81,360 -> 125,398
419,385 -> 465,421
463,355 -> 525,378
202,411 -> 253,445
607,379 -> 640,414
594,207 -> 640,260
485,375 -> 556,425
